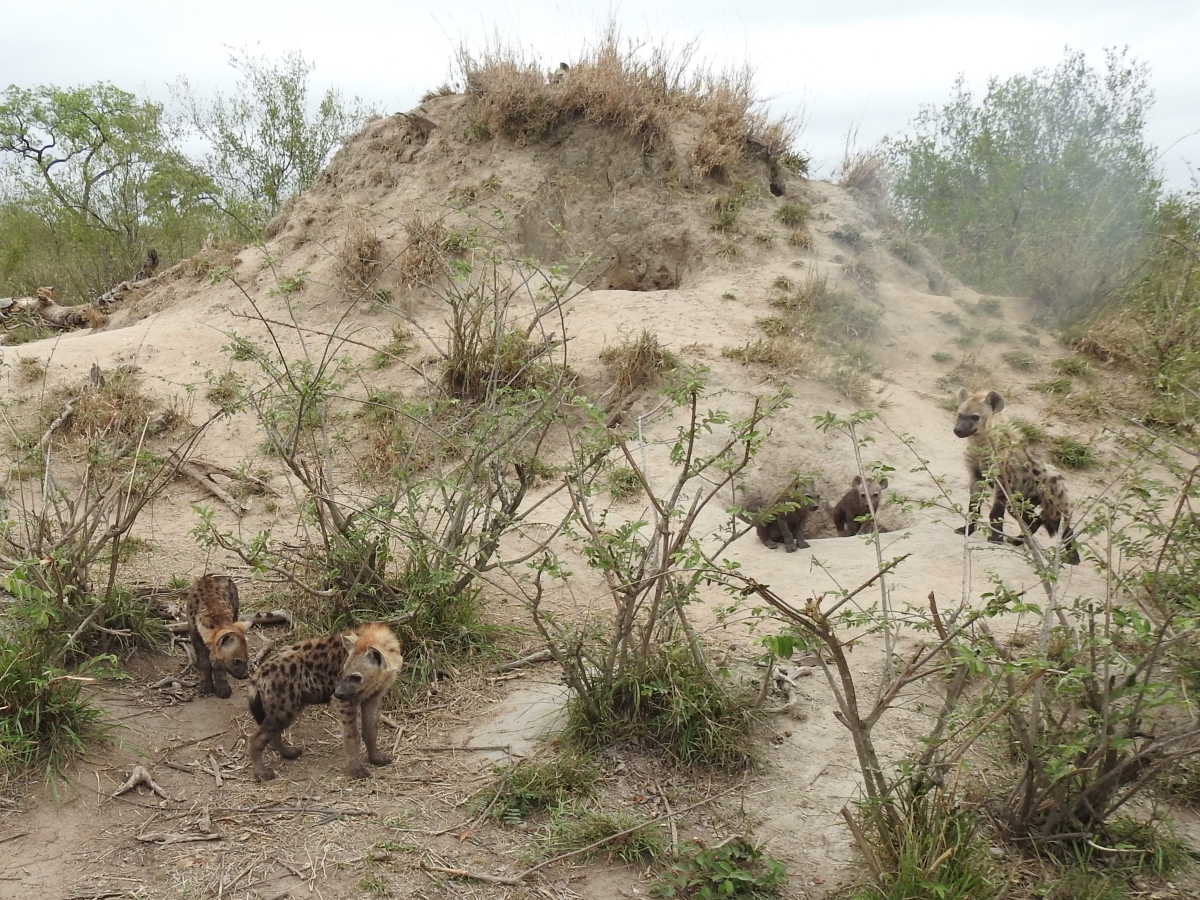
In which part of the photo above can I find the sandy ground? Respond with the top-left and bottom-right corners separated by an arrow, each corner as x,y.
1,94 -> 1187,899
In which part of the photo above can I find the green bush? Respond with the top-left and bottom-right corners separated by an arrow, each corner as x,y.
889,48 -> 1159,311
652,838 -> 786,899
0,617 -> 106,782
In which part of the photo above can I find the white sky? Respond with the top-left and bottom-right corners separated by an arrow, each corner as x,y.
1,1 -> 1196,188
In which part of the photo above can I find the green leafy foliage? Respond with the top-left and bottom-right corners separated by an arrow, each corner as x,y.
173,49 -> 373,235
0,83 -> 220,301
651,838 -> 787,899
889,48 -> 1160,311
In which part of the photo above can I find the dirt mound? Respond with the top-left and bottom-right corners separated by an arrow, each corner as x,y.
1,86 -> 1134,900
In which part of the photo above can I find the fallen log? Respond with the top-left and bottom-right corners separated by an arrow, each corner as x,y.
168,451 -> 275,515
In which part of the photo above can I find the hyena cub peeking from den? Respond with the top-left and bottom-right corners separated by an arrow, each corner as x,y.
952,388 -> 1081,565
187,574 -> 249,698
833,475 -> 889,536
740,477 -> 821,552
248,623 -> 403,781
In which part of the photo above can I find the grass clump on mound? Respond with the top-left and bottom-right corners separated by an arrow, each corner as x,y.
599,328 -> 679,398
456,25 -> 799,179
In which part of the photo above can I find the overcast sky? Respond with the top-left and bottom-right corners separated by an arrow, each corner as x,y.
1,1 -> 1196,188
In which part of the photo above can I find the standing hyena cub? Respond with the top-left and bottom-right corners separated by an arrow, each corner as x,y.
187,574 -> 249,698
833,475 -> 889,536
248,623 -> 403,781
953,388 -> 1080,564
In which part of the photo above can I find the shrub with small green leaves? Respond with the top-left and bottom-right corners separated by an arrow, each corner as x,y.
931,350 -> 954,363
651,838 -> 786,899
270,269 -> 309,296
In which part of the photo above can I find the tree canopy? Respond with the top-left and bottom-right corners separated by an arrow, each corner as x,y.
889,48 -> 1162,311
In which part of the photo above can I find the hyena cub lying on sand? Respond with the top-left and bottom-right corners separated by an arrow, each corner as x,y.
248,622 -> 403,781
739,477 -> 821,552
833,475 -> 889,536
953,388 -> 1080,564
187,574 -> 249,698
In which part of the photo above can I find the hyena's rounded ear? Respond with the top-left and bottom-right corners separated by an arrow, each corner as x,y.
986,390 -> 1005,412
851,475 -> 863,487
878,478 -> 889,489
956,387 -> 969,404
232,620 -> 248,634
367,648 -> 385,668
217,631 -> 241,651
342,633 -> 357,654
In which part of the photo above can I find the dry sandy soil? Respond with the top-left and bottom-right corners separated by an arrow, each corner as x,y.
2,94 -> 1196,899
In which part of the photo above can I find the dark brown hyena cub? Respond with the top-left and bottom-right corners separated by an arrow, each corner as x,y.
740,478 -> 821,552
833,475 -> 889,536
187,574 -> 249,698
248,622 -> 403,781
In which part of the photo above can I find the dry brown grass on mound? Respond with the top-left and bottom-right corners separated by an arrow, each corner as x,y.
338,218 -> 383,295
396,211 -> 448,287
600,329 -> 679,397
456,27 -> 797,179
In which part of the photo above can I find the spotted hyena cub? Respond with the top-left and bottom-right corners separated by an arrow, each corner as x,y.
187,574 -> 249,698
740,477 -> 821,552
833,475 -> 889,536
248,623 -> 403,781
952,388 -> 1080,564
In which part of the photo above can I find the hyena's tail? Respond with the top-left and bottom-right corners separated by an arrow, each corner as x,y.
249,686 -> 266,725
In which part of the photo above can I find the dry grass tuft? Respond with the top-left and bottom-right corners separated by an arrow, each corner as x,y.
338,219 -> 383,295
396,212 -> 448,287
835,139 -> 889,202
456,26 -> 797,180
16,356 -> 47,383
599,329 -> 680,397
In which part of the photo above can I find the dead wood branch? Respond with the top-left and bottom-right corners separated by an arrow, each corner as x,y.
37,398 -> 79,452
112,765 -> 168,800
167,609 -> 292,635
488,648 -> 552,673
169,452 -> 273,515
135,831 -> 221,845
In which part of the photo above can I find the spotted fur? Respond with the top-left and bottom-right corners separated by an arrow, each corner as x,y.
187,574 -> 249,699
953,388 -> 1080,564
248,622 -> 403,781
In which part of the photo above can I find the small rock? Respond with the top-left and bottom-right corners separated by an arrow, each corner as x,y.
987,846 -> 1004,860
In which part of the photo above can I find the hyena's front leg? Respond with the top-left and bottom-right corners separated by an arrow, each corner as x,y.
361,695 -> 392,767
339,699 -> 369,779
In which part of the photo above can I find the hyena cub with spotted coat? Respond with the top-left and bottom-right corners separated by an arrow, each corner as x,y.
953,388 -> 1080,564
833,475 -> 889,536
187,574 -> 249,698
248,623 -> 403,781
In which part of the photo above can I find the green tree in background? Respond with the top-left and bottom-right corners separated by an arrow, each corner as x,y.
173,49 -> 374,236
0,83 -> 219,302
889,48 -> 1161,311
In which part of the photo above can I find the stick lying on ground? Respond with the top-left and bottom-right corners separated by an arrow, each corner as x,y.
112,766 -> 168,800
